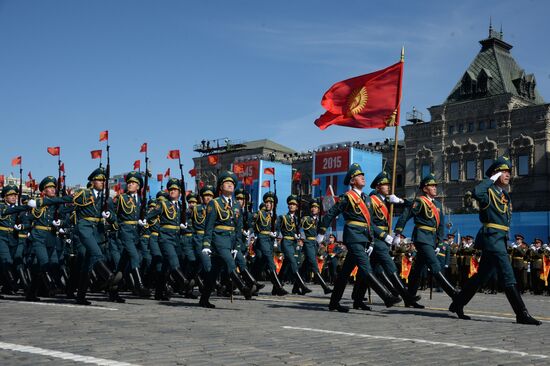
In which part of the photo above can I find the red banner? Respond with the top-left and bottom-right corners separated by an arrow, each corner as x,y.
234,160 -> 259,181
469,257 -> 479,278
99,130 -> 109,141
401,256 -> 412,283
314,149 -> 349,175
140,143 -> 147,153
11,156 -> 22,166
47,146 -> 60,156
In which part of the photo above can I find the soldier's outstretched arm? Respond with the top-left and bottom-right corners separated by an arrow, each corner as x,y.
394,198 -> 417,235
318,195 -> 347,235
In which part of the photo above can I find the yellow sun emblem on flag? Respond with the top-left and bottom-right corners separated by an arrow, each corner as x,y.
347,86 -> 368,116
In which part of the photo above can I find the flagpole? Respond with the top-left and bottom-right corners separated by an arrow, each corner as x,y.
388,47 -> 404,235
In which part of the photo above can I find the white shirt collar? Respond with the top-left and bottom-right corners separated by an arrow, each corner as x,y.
352,187 -> 363,196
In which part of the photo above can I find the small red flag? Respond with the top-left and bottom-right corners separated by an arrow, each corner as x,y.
47,146 -> 60,156
167,150 -> 180,159
140,143 -> 147,153
199,181 -> 205,189
133,160 -> 141,170
59,176 -> 64,185
188,168 -> 197,177
244,176 -> 254,186
207,155 -> 219,166
0,175 -> 4,187
233,163 -> 244,174
60,162 -> 65,173
311,178 -> 321,186
261,180 -> 270,188
314,61 -> 403,130
164,168 -> 171,177
25,180 -> 32,188
99,130 -> 109,141
263,167 -> 275,175
157,174 -> 163,182
90,150 -> 102,159
28,171 -> 33,180
11,156 -> 22,166
293,171 -> 302,181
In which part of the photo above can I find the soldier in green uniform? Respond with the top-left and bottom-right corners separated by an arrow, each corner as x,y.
528,238 -> 544,295
145,196 -> 164,298
199,171 -> 253,308
352,171 -> 420,309
190,185 -> 215,291
6,195 -> 32,294
71,168 -> 123,305
448,234 -> 460,287
0,185 -> 35,299
252,192 -> 288,296
300,200 -> 332,294
394,173 -> 458,307
278,194 -> 311,295
115,171 -> 151,297
145,178 -> 191,301
510,234 -> 528,293
459,236 -> 476,288
319,163 -> 401,312
449,157 -> 541,325
178,192 -> 197,298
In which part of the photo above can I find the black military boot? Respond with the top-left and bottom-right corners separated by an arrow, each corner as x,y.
24,272 -> 41,301
171,268 -> 192,293
93,261 -> 122,290
108,288 -> 126,303
449,274 -> 480,320
314,272 -> 333,294
267,269 -> 288,296
241,268 -> 261,295
17,266 -> 30,292
433,271 -> 459,299
230,270 -> 253,300
154,271 -> 170,301
328,273 -> 349,313
377,272 -> 400,298
366,272 -> 401,308
504,286 -> 542,325
131,268 -> 151,298
388,272 -> 423,308
75,272 -> 91,306
1,268 -> 18,295
195,275 -> 205,294
292,273 -> 311,295
350,275 -> 370,310
199,274 -> 216,308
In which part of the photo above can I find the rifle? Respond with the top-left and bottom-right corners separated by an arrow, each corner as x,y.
140,151 -> 149,221
18,166 -> 23,206
178,156 -> 187,224
270,174 -> 277,233
102,143 -> 111,213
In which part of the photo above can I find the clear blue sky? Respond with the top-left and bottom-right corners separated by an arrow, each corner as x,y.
1,0 -> 549,188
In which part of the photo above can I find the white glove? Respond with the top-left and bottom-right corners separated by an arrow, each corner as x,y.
231,249 -> 238,257
14,224 -> 22,231
202,248 -> 212,255
52,219 -> 61,227
444,265 -> 449,268
384,235 -> 394,245
65,238 -> 72,244
101,211 -> 111,219
512,244 -> 518,249
388,194 -> 404,204
180,223 -> 188,229
392,235 -> 401,246
58,228 -> 65,234
316,234 -> 324,244
138,219 -> 147,227
27,199 -> 37,208
490,171 -> 503,182
366,246 -> 373,256
294,234 -> 301,240
435,247 -> 441,255
269,232 -> 277,238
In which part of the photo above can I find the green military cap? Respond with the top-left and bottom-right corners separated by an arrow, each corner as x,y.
234,188 -> 246,199
166,178 -> 181,191
370,171 -> 390,189
88,167 -> 106,181
156,191 -> 169,200
1,184 -> 19,197
286,194 -> 298,205
263,191 -> 277,203
514,233 -> 524,240
187,192 -> 198,204
344,163 -> 364,185
200,185 -> 215,197
86,181 -> 93,189
419,173 -> 437,188
216,171 -> 238,191
310,199 -> 321,209
485,156 -> 512,178
125,171 -> 143,187
39,176 -> 57,191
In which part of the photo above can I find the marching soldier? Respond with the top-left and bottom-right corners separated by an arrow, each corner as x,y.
114,171 -> 151,297
318,163 -> 401,312
449,157 -> 541,325
191,185 -> 215,284
394,173 -> 458,306
146,196 -> 164,299
252,192 -> 288,296
459,236 -> 476,288
199,171 -> 254,308
300,200 -> 332,294
448,234 -> 460,287
176,192 -> 197,298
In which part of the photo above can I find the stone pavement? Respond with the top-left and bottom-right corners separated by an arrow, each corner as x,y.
1,285 -> 549,365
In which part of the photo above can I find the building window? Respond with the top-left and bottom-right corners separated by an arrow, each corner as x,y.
483,159 -> 493,175
449,161 -> 459,181
468,122 -> 475,132
458,124 -> 464,133
478,121 -> 485,131
488,120 -> 496,129
421,163 -> 431,178
448,125 -> 454,135
517,155 -> 529,176
466,160 -> 476,180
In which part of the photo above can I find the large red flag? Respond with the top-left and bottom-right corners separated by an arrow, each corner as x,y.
133,160 -> 141,170
207,155 -> 219,166
11,156 -> 22,166
167,150 -> 180,159
314,60 -> 403,130
263,167 -> 275,175
157,174 -> 163,182
140,143 -> 147,153
99,130 -> 109,141
90,150 -> 102,159
47,146 -> 60,156
164,168 -> 171,177
188,168 -> 197,177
